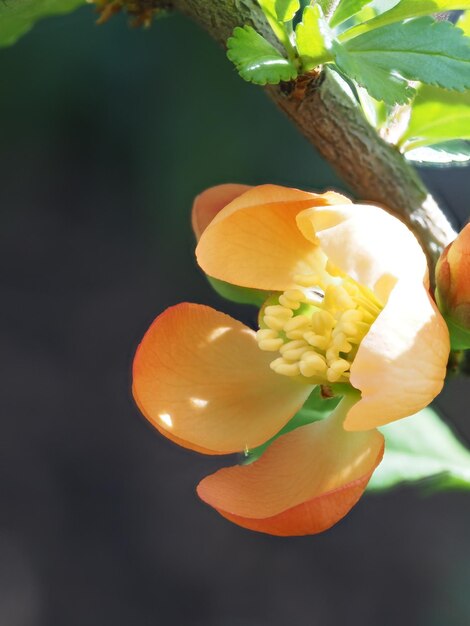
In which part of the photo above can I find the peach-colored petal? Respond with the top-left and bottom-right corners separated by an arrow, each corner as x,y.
133,303 -> 313,454
197,398 -> 384,536
436,223 -> 470,328
296,204 -> 429,300
191,184 -> 252,240
346,280 -> 450,431
196,184 -> 351,292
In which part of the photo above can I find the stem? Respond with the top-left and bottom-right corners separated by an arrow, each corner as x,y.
157,0 -> 456,269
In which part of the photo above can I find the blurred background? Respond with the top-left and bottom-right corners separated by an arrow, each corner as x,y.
0,7 -> 469,625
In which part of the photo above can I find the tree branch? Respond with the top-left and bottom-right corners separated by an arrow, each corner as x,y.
162,0 -> 456,268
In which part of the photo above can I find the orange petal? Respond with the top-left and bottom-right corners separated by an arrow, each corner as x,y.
197,397 -> 384,535
196,184 -> 351,292
133,303 -> 313,454
346,280 -> 450,431
191,184 -> 252,240
296,203 -> 428,300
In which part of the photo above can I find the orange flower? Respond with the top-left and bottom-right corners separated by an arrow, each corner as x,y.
133,184 -> 449,536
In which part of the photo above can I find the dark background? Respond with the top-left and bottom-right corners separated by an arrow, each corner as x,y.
0,7 -> 469,625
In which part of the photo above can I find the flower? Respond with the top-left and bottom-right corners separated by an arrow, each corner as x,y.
133,184 -> 449,536
435,223 -> 470,349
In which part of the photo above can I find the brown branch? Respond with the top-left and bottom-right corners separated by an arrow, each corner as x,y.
160,0 -> 456,268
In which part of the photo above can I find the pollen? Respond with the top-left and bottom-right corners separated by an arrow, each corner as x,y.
257,269 -> 383,384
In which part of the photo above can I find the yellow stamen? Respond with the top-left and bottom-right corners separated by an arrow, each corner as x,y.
257,269 -> 383,384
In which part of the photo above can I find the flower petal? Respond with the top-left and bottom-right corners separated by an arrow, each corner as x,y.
133,303 -> 313,454
346,280 -> 450,431
296,204 -> 428,300
196,184 -> 350,291
197,398 -> 384,536
191,184 -> 252,240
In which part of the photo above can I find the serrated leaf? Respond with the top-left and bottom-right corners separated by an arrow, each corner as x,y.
405,142 -> 470,166
334,18 -> 470,105
334,43 -> 415,104
0,0 -> 85,48
227,26 -> 298,84
295,5 -> 333,70
400,86 -> 470,150
259,0 -> 300,22
368,408 -> 470,491
342,0 -> 470,40
330,0 -> 374,28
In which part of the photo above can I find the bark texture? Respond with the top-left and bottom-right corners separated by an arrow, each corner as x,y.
161,0 -> 457,266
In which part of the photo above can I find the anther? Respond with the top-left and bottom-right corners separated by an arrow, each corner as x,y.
283,315 -> 310,339
280,340 -> 310,361
270,358 -> 301,377
258,268 -> 383,383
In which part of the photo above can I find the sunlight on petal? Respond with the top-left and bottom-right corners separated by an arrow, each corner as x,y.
158,413 -> 173,428
207,327 -> 232,343
133,304 -> 313,454
190,397 -> 209,408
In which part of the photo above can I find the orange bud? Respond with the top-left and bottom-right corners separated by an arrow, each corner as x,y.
435,223 -> 470,347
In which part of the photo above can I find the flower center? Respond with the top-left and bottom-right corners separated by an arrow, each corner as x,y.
256,265 -> 383,384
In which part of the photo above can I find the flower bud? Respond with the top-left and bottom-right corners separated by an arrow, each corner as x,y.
435,223 -> 470,349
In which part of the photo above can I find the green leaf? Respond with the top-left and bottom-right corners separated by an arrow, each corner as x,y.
334,44 -> 414,104
334,18 -> 470,105
295,5 -> 334,69
244,387 -> 341,463
444,316 -> 470,350
356,86 -> 389,128
368,407 -> 470,491
400,86 -> 470,150
259,0 -> 300,22
227,25 -> 298,84
207,277 -> 268,307
330,0 -> 374,28
0,0 -> 85,48
341,0 -> 470,41
258,0 -> 300,47
458,9 -> 470,35
405,141 -> 470,166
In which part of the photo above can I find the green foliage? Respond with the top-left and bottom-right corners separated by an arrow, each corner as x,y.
258,0 -> 300,49
207,277 -> 268,307
441,316 -> 470,350
405,142 -> 470,166
400,85 -> 470,150
458,9 -> 470,34
356,86 -> 388,128
341,0 -> 470,40
259,0 -> 300,22
295,5 -> 333,69
228,0 -> 470,109
334,18 -> 470,104
330,0 -> 373,28
227,25 -> 298,84
368,408 -> 470,491
0,0 -> 85,47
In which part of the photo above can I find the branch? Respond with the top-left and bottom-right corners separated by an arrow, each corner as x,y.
162,0 -> 456,267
